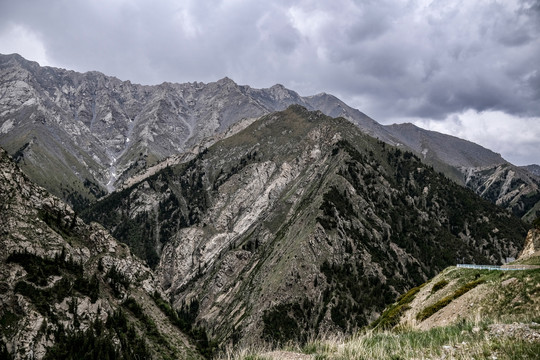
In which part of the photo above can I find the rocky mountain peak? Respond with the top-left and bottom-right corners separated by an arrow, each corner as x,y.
216,76 -> 237,85
1,53 -> 538,221
83,106 -> 527,346
0,53 -> 39,71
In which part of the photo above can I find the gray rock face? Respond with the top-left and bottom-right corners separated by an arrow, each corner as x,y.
0,54 -> 379,204
0,147 -> 201,359
1,53 -> 537,218
521,164 -> 540,178
519,228 -> 540,259
462,164 -> 540,222
84,106 -> 527,346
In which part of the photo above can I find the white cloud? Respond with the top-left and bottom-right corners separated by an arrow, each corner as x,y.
0,24 -> 51,66
411,110 -> 540,165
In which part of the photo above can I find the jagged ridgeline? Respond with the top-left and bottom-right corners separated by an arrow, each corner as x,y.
83,105 -> 527,346
2,53 -> 538,221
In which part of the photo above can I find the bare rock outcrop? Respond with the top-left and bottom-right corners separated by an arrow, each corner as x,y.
0,147 -> 201,359
84,106 -> 527,346
518,228 -> 540,259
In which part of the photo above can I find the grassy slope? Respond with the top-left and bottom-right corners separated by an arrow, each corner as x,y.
222,258 -> 540,360
1,126 -> 107,211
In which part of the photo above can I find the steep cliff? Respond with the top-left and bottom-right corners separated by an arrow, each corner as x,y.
0,147 -> 204,359
462,164 -> 540,222
519,228 -> 540,260
4,53 -> 536,220
84,106 -> 527,346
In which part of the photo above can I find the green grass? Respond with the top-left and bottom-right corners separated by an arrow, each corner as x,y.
430,266 -> 540,324
416,279 -> 485,321
431,279 -> 449,293
511,255 -> 540,266
220,319 -> 540,359
342,322 -> 539,360
370,283 -> 426,330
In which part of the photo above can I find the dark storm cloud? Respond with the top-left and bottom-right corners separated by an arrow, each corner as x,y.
330,0 -> 540,121
0,0 -> 539,164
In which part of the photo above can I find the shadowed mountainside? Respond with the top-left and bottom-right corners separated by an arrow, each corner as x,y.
83,106 -> 528,346
2,53 -> 538,219
0,147 -> 208,360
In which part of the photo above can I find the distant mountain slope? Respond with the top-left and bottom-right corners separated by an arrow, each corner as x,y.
1,53 -> 538,219
303,92 -> 396,143
0,54 -> 375,209
83,106 -> 527,346
462,164 -> 540,222
522,164 -> 540,177
0,54 -> 269,208
0,147 -> 205,360
386,123 -> 540,221
385,123 -> 506,169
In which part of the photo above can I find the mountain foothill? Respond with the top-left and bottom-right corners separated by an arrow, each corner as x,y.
0,53 -> 537,359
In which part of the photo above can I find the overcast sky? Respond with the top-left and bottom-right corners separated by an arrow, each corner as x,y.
1,0 -> 539,165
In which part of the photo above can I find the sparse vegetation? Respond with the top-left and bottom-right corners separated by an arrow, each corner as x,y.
9,250 -> 100,316
370,283 -> 426,330
416,278 -> 485,321
220,319 -> 540,360
43,310 -> 151,360
7,248 -> 82,285
123,297 -> 170,350
512,255 -> 540,266
152,292 -> 217,358
297,320 -> 540,360
106,265 -> 130,298
533,216 -> 540,229
262,302 -> 302,344
431,279 -> 449,293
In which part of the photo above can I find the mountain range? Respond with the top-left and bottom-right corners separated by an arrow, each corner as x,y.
1,107 -> 528,356
0,53 -> 537,358
1,53 -> 538,221
82,105 -> 527,345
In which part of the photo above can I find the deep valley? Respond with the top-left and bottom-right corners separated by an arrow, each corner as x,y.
0,54 -> 538,359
